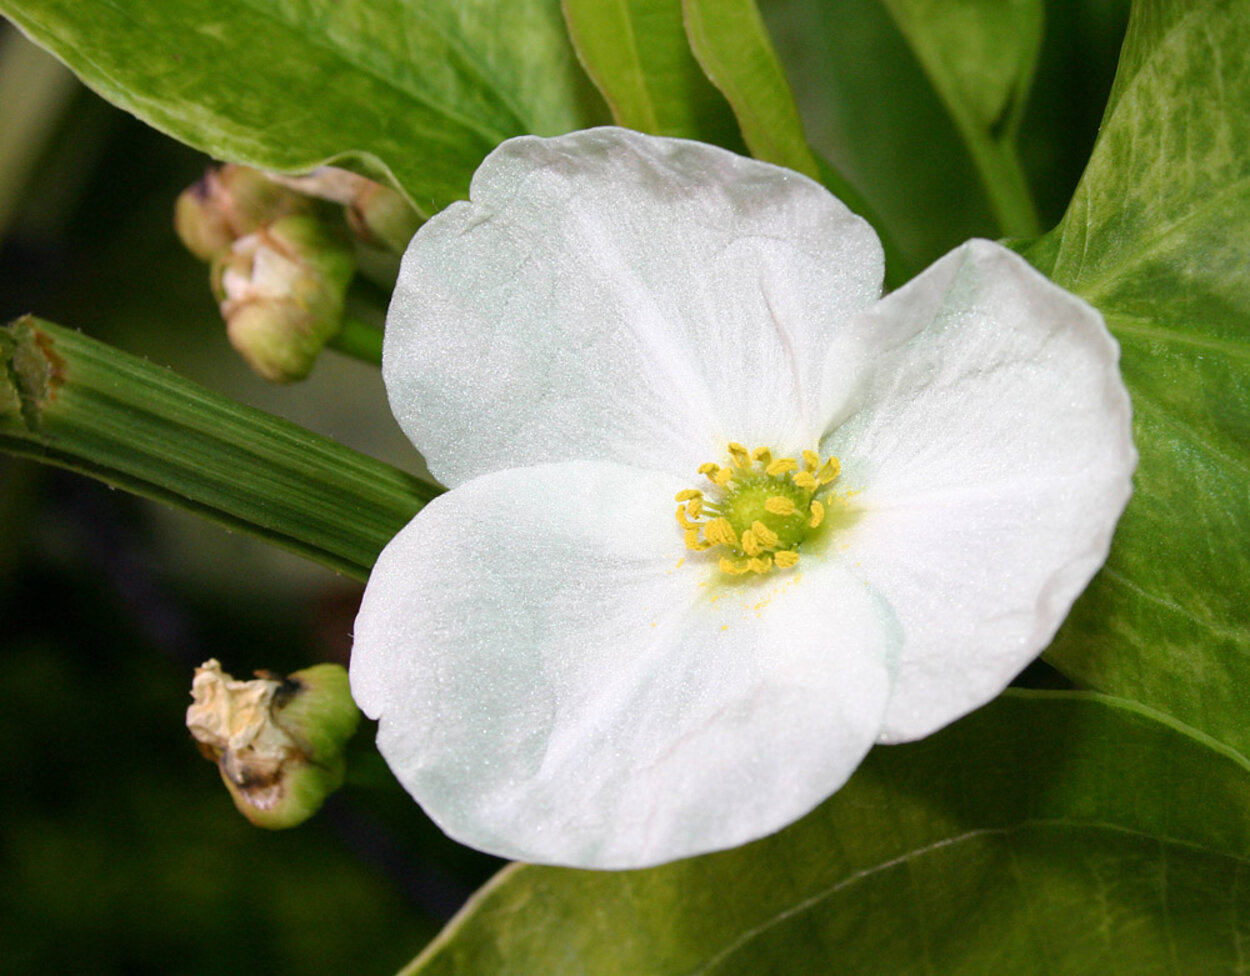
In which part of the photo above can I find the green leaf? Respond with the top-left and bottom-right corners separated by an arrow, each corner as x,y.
759,0 -> 997,269
562,0 -> 740,146
403,691 -> 1250,974
682,0 -> 821,180
878,0 -> 1043,237
682,0 -> 910,283
0,317 -> 438,581
0,0 -> 603,216
1026,0 -> 1250,758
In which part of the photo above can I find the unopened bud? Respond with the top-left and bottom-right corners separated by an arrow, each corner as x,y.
175,164 -> 317,262
212,215 -> 354,382
186,659 -> 360,829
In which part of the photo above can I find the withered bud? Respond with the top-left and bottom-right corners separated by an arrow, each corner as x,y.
186,659 -> 360,829
175,164 -> 317,262
268,166 -> 422,253
211,215 -> 355,382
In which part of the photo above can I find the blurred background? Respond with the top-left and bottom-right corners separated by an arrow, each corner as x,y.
0,3 -> 1127,972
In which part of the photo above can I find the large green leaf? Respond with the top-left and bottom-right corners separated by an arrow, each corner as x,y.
0,0 -> 603,216
1026,0 -> 1250,757
403,691 -> 1250,974
562,0 -> 740,146
878,0 -> 1043,237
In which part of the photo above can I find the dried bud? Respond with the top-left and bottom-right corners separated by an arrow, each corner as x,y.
186,659 -> 360,829
268,166 -> 422,253
345,182 -> 423,253
175,164 -> 317,262
212,215 -> 355,382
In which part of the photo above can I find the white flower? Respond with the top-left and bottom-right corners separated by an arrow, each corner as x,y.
351,127 -> 1136,870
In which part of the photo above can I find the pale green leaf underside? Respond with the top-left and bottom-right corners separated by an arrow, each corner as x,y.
0,0 -> 603,215
404,692 -> 1250,974
562,0 -> 739,146
1029,0 -> 1250,758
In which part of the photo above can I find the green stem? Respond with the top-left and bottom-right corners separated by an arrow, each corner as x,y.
972,140 -> 1041,240
1,316 -> 439,580
329,315 -> 384,366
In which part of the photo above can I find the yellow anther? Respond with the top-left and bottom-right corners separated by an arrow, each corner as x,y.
764,496 -> 796,516
687,496 -> 703,518
698,462 -> 719,476
751,520 -> 780,548
775,550 -> 800,568
675,489 -> 702,502
817,457 -> 841,485
704,518 -> 739,548
751,446 -> 773,466
684,528 -> 710,551
793,471 -> 817,490
747,556 -> 773,574
728,442 -> 750,467
741,529 -> 760,556
712,466 -> 734,486
809,499 -> 825,528
765,457 -> 797,476
719,556 -> 751,576
802,450 -> 821,471
676,504 -> 699,530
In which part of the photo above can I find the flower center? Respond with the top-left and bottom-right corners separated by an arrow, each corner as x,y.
675,442 -> 841,576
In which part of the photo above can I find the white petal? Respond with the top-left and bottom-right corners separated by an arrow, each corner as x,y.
821,240 -> 1136,742
384,127 -> 884,487
351,461 -> 893,868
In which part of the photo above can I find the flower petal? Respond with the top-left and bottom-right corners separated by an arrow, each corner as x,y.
383,127 -> 884,488
351,460 -> 893,868
821,240 -> 1136,743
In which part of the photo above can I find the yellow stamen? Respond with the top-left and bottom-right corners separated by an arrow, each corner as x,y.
719,556 -> 751,575
687,496 -> 703,518
809,499 -> 825,528
676,505 -> 698,530
712,467 -> 733,486
684,528 -> 708,550
775,550 -> 800,568
765,457 -> 797,476
751,520 -> 780,548
793,471 -> 817,490
802,450 -> 821,471
698,462 -> 719,477
764,496 -> 796,516
817,457 -> 841,485
675,488 -> 702,502
728,442 -> 750,467
751,446 -> 773,466
704,518 -> 739,548
741,529 -> 760,556
747,556 -> 773,574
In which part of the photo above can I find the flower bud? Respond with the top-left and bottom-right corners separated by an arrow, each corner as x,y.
212,215 -> 355,382
174,164 -> 317,262
186,659 -> 360,829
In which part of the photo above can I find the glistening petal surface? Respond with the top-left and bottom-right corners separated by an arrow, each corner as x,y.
350,461 -> 893,868
821,241 -> 1136,742
383,127 -> 884,488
